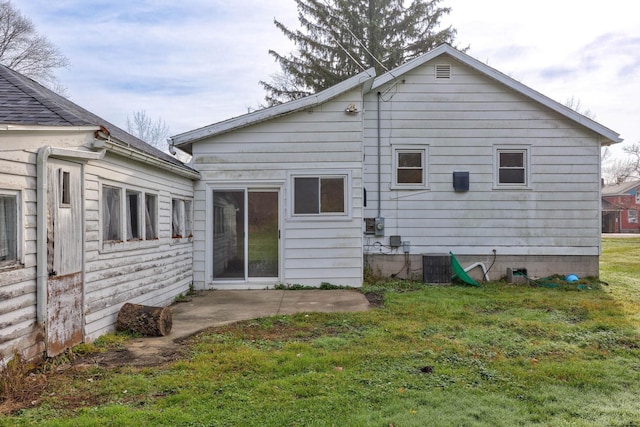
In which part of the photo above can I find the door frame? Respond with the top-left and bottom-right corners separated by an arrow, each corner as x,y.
205,181 -> 283,288
45,158 -> 85,357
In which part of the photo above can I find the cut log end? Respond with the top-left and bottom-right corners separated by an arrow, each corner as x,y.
116,303 -> 173,336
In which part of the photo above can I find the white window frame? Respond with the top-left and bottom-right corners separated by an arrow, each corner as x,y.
289,172 -> 351,219
0,190 -> 22,270
628,209 -> 637,223
172,197 -> 194,239
100,182 -> 160,248
635,191 -> 640,204
494,146 -> 531,189
392,145 -> 429,190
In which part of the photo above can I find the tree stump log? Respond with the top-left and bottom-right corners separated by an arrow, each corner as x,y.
116,303 -> 173,336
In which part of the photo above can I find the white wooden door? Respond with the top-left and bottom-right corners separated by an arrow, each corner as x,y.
46,159 -> 84,357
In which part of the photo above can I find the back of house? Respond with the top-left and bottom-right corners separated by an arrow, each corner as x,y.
172,44 -> 621,289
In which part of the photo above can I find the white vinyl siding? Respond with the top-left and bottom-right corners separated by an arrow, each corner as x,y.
363,56 -> 602,257
85,154 -> 194,340
191,89 -> 364,287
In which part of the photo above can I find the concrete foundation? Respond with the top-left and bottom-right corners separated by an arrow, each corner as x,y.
364,253 -> 599,283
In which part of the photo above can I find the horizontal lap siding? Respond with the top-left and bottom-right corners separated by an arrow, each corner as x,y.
363,55 -> 602,256
1,134 -> 91,362
83,155 -> 194,341
192,90 -> 364,287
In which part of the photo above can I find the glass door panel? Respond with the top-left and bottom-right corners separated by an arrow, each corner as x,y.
248,191 -> 279,278
213,191 -> 245,279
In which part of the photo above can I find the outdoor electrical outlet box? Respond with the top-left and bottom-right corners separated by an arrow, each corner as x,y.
403,241 -> 411,253
390,235 -> 402,247
453,171 -> 470,192
374,217 -> 385,236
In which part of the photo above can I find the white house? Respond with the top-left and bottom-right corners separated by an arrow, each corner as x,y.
171,44 -> 621,289
0,64 -> 199,363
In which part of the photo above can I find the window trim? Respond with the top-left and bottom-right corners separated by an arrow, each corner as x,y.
493,145 -> 531,189
172,197 -> 194,239
100,181 -> 161,249
391,145 -> 429,190
0,189 -> 22,270
628,209 -> 637,223
289,171 -> 351,219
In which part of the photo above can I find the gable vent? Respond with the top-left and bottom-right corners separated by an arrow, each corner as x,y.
435,64 -> 451,79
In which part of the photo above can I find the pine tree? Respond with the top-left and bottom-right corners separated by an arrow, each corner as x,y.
261,0 -> 457,105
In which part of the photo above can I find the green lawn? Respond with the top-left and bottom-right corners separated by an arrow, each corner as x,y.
3,237 -> 640,426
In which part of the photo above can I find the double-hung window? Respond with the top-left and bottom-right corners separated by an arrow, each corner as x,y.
628,209 -> 637,223
0,192 -> 19,268
392,146 -> 428,189
495,147 -> 530,188
293,176 -> 346,215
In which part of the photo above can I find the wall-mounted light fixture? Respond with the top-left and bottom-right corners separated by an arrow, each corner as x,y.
345,103 -> 359,114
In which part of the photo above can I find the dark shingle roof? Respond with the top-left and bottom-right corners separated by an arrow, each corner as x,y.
0,64 -> 191,171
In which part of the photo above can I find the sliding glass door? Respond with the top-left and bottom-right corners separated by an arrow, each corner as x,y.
213,189 -> 279,281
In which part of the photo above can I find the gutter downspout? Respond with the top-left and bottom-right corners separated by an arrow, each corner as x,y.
377,92 -> 381,218
36,146 -> 106,325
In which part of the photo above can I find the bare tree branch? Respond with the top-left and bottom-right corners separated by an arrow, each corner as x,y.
0,1 -> 69,90
126,110 -> 170,151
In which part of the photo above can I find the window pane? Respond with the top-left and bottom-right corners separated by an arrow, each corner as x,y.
500,152 -> 523,167
398,152 -> 422,168
0,195 -> 17,263
145,194 -> 157,239
294,177 -> 319,214
499,169 -> 525,184
398,169 -> 423,184
126,191 -> 140,240
213,191 -> 245,279
320,178 -> 345,213
102,186 -> 121,241
172,199 -> 183,238
185,200 -> 193,237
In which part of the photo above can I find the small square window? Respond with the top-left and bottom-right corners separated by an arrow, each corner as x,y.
496,148 -> 529,187
393,147 -> 427,188
293,176 -> 346,215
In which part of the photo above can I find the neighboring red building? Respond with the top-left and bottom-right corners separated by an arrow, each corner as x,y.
602,181 -> 640,233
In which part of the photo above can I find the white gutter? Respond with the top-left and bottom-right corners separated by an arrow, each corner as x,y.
36,146 -> 106,325
91,138 -> 200,180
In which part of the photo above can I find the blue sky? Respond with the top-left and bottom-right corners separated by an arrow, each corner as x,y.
12,0 -> 640,165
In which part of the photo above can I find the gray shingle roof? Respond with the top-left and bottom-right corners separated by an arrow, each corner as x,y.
602,181 -> 640,196
0,64 -> 191,171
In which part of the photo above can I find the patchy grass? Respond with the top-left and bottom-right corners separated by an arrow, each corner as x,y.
2,238 -> 640,425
